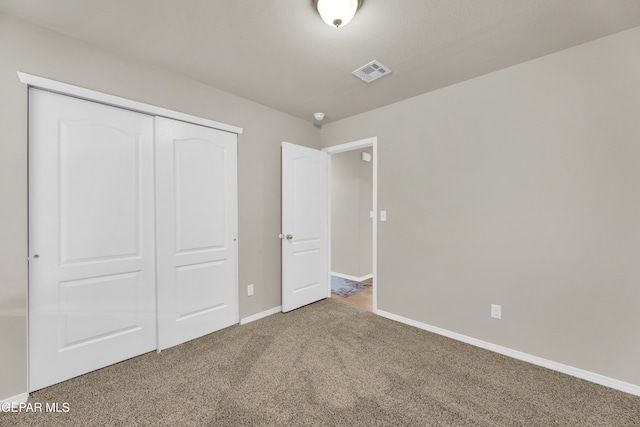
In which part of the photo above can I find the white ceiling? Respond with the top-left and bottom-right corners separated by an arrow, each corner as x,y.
2,0 -> 640,124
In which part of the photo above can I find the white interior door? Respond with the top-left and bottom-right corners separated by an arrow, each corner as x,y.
281,142 -> 329,312
29,89 -> 157,391
155,117 -> 238,350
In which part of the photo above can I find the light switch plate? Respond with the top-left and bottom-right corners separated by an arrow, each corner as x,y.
380,211 -> 387,221
491,304 -> 501,319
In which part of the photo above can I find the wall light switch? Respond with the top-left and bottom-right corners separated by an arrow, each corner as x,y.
370,211 -> 374,218
380,211 -> 387,221
248,284 -> 254,296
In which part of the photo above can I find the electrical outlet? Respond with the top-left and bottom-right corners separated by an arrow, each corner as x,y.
491,304 -> 502,319
248,284 -> 254,296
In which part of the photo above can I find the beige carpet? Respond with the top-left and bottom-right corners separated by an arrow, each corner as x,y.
3,299 -> 639,426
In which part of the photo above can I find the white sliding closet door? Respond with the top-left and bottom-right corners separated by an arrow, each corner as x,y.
29,89 -> 157,391
155,117 -> 238,350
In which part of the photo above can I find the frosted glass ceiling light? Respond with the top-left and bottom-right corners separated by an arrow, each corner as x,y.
313,0 -> 363,28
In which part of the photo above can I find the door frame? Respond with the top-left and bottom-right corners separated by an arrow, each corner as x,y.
323,137 -> 378,313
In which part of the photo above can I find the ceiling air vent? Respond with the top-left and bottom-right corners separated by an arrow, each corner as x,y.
352,60 -> 392,83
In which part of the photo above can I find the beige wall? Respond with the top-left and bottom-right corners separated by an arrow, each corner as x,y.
358,149 -> 373,276
331,151 -> 360,276
0,13 -> 320,400
330,149 -> 373,278
322,27 -> 640,386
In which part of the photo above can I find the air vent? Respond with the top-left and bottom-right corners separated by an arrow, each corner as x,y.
352,60 -> 392,83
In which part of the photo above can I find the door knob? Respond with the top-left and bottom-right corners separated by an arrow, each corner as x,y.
286,234 -> 293,240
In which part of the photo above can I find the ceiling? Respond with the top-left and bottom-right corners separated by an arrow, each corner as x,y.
2,0 -> 640,124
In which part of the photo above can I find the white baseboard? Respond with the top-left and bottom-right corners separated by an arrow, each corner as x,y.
376,309 -> 640,397
0,392 -> 29,406
240,306 -> 282,325
331,272 -> 373,282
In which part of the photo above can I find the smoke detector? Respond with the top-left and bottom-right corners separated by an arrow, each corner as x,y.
314,112 -> 325,121
352,60 -> 392,83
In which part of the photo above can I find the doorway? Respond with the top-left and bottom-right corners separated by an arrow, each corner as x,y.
324,137 -> 378,313
280,137 -> 377,313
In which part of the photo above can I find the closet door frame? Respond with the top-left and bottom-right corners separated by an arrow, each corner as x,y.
20,71 -> 243,391
19,72 -> 243,135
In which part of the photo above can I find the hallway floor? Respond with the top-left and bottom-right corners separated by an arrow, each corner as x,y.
330,277 -> 373,311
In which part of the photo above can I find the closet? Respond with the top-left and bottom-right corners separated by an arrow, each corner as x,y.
28,89 -> 238,391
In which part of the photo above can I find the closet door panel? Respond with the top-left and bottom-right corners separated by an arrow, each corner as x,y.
174,139 -> 227,251
155,117 -> 238,350
29,89 -> 157,391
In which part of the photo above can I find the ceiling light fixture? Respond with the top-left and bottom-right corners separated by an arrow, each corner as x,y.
313,0 -> 363,28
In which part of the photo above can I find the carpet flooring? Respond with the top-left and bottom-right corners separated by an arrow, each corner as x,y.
3,299 -> 639,426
